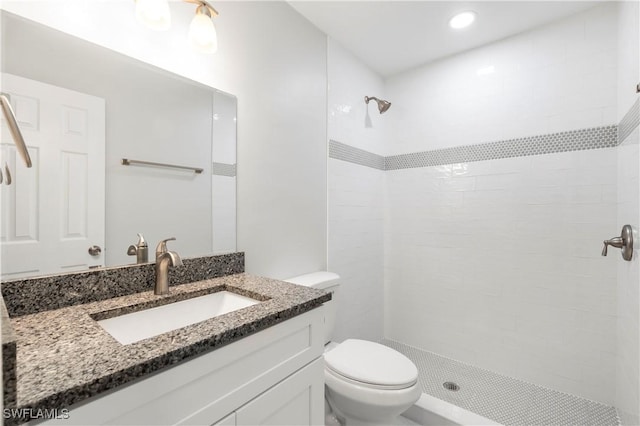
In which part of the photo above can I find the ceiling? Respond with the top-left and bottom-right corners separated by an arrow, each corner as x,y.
289,1 -> 603,77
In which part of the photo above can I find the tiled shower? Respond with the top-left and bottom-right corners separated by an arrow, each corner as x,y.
328,2 -> 639,424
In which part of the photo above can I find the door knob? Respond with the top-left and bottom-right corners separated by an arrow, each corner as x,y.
602,225 -> 633,261
88,245 -> 102,256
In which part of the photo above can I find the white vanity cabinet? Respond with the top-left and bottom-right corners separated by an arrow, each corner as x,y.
215,358 -> 324,426
234,358 -> 324,425
40,307 -> 325,426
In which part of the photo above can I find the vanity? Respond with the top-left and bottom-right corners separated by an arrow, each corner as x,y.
1,253 -> 330,425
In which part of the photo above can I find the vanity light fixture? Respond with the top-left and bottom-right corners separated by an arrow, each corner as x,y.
188,2 -> 218,54
134,0 -> 219,54
449,11 -> 476,30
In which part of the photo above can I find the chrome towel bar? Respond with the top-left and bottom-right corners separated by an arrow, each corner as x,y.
121,158 -> 203,174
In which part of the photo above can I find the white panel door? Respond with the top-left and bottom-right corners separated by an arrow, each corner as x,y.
0,73 -> 105,279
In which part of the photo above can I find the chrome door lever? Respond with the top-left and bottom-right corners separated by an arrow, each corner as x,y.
602,225 -> 633,261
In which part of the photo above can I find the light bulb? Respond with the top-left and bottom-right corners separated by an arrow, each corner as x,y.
135,0 -> 171,31
189,11 -> 218,54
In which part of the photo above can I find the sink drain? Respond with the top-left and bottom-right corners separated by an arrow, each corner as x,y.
443,381 -> 460,392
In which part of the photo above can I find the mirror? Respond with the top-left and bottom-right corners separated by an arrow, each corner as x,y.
0,12 -> 237,280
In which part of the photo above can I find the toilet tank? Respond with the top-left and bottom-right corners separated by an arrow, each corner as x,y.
284,271 -> 339,344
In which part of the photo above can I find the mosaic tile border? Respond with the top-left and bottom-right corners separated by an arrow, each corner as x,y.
329,139 -> 385,170
330,114 -> 640,171
619,99 -> 640,145
383,339 -> 620,426
385,125 -> 618,171
212,162 -> 237,177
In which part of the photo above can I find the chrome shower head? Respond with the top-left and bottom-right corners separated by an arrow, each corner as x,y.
364,96 -> 391,114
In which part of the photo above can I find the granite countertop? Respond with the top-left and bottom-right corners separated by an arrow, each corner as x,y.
6,273 -> 330,420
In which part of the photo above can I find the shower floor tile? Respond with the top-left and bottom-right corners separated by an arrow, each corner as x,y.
382,339 -> 620,426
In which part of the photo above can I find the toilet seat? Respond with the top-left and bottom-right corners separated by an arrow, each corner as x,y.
324,339 -> 418,390
325,365 -> 416,391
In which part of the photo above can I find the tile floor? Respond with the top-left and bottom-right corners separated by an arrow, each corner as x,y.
382,339 -> 620,426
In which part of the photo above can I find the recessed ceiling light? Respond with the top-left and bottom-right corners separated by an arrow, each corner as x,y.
449,11 -> 476,30
476,65 -> 495,76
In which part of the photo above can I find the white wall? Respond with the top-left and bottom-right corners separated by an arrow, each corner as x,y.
384,4 -> 619,404
327,38 -> 385,342
1,0 -> 328,278
385,4 -> 618,156
615,2 -> 640,424
616,1 -> 640,123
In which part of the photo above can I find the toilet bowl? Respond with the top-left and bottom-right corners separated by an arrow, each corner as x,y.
284,272 -> 421,425
324,339 -> 421,425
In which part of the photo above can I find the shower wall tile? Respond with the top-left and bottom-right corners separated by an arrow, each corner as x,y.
382,2 -> 622,408
328,38 -> 386,156
615,2 -> 640,424
384,3 -> 618,157
329,140 -> 385,170
328,38 -> 385,343
615,132 -> 639,426
329,158 -> 384,342
618,99 -> 640,145
617,1 -> 640,124
384,147 -> 619,405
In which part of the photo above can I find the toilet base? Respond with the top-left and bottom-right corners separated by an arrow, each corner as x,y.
324,369 -> 421,426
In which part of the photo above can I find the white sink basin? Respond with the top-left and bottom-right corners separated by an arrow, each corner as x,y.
97,291 -> 260,344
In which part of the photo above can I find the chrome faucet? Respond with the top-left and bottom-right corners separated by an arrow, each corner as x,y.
127,233 -> 149,264
154,237 -> 183,295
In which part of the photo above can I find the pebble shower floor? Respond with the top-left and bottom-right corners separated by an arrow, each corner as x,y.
382,339 -> 620,426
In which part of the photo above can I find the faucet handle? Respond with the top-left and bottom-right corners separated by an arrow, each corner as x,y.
602,225 -> 634,261
136,233 -> 147,248
156,237 -> 177,259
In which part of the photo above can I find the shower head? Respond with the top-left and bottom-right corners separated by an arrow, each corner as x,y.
364,96 -> 391,114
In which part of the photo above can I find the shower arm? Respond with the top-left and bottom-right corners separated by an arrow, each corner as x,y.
0,93 -> 32,168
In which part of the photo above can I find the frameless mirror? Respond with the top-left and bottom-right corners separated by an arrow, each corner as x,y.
0,12 -> 237,280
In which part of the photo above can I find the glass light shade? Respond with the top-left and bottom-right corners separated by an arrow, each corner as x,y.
449,11 -> 476,29
135,0 -> 171,31
189,12 -> 218,54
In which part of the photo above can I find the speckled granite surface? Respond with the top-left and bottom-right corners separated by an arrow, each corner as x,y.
5,273 -> 329,424
1,297 -> 17,410
2,252 -> 244,317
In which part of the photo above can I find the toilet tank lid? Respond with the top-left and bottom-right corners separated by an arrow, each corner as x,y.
284,271 -> 340,288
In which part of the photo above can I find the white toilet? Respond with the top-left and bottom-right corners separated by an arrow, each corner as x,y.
285,272 -> 421,425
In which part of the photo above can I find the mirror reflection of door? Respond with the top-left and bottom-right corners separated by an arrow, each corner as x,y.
0,73 -> 105,280
1,12 -> 238,279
